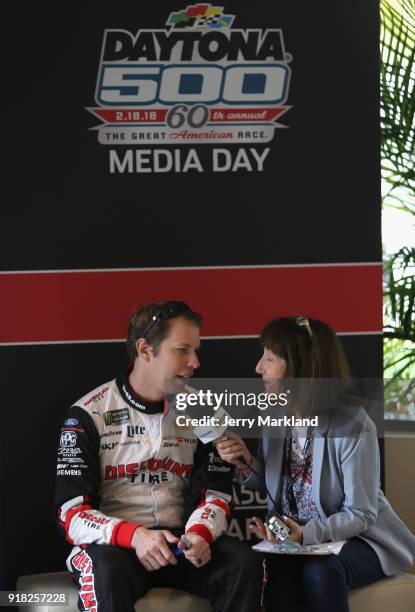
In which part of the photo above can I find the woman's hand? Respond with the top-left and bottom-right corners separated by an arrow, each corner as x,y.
283,516 -> 303,543
249,516 -> 278,543
214,432 -> 252,468
249,516 -> 303,544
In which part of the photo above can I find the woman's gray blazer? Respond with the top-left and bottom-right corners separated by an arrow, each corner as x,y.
243,408 -> 415,575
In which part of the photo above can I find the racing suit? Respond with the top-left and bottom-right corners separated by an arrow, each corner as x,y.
55,372 -> 263,612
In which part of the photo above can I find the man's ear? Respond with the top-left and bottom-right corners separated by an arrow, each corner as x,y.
136,338 -> 152,362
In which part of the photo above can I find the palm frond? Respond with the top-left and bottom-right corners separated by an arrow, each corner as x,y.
380,0 -> 415,210
384,247 -> 415,338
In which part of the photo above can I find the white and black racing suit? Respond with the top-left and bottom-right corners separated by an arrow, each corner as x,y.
55,372 -> 263,612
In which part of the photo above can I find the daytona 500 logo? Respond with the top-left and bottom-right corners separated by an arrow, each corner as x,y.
87,4 -> 292,151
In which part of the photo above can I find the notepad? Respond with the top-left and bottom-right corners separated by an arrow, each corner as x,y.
252,539 -> 347,555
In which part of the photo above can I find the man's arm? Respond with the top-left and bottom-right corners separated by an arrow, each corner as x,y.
54,406 -> 140,548
184,441 -> 235,545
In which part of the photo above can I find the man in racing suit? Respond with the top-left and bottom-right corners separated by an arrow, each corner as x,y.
55,300 -> 263,612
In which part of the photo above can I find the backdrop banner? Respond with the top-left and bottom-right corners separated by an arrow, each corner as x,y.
1,0 -> 381,589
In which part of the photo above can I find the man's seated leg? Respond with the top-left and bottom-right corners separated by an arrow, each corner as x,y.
69,544 -> 153,612
159,536 -> 264,612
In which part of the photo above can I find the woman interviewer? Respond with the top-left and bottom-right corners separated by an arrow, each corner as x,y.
215,316 -> 415,612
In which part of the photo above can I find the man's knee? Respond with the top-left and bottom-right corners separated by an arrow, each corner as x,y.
94,546 -> 136,581
213,536 -> 263,574
238,547 -> 263,578
71,545 -> 137,585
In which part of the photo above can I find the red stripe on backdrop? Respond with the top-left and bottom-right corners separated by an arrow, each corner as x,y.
0,265 -> 382,343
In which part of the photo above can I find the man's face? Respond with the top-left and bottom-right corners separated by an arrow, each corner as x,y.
148,316 -> 201,395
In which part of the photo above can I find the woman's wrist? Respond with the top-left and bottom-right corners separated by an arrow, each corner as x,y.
238,453 -> 253,473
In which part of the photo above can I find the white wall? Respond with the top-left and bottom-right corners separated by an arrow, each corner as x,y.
385,433 -> 415,573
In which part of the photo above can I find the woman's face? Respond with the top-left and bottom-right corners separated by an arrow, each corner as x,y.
255,348 -> 287,392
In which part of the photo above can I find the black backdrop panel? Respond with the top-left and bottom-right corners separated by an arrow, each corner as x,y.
1,335 -> 382,585
3,0 -> 380,270
1,0 -> 381,591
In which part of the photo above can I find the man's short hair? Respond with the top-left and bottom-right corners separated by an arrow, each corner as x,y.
127,301 -> 203,362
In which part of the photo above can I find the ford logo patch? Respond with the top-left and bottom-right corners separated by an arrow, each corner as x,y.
64,418 -> 79,426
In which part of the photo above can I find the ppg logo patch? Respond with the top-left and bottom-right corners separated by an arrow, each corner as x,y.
60,431 -> 77,448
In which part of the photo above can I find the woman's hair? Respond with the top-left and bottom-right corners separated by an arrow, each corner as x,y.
260,316 -> 350,379
260,317 -> 353,417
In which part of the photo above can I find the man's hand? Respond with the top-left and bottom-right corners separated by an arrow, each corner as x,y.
131,527 -> 179,571
178,533 -> 211,568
